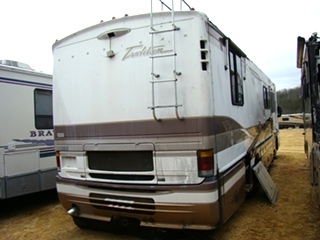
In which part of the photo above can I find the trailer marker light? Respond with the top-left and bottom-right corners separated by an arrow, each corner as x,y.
197,149 -> 214,177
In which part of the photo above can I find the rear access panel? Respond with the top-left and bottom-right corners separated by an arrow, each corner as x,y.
253,161 -> 279,204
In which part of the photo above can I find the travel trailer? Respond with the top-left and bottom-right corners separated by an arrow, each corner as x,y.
297,33 -> 320,204
53,1 -> 280,230
0,60 -> 56,199
278,113 -> 306,129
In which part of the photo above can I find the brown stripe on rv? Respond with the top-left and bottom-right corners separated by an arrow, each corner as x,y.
54,116 -> 242,139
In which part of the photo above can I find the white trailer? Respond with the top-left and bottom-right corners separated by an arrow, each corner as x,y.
53,3 -> 280,230
0,60 -> 56,199
278,113 -> 306,129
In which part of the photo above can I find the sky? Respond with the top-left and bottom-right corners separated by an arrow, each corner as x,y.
1,0 -> 319,90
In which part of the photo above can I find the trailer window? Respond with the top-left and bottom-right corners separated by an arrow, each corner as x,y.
229,51 -> 244,106
270,91 -> 275,113
34,89 -> 53,129
263,86 -> 270,109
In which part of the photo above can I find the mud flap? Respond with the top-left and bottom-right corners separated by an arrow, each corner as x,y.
253,161 -> 279,204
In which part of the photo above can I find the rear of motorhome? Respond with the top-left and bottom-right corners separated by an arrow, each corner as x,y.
53,5 -> 280,230
297,33 -> 320,204
0,61 -> 56,199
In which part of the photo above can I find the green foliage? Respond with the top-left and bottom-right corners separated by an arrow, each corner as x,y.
277,87 -> 302,114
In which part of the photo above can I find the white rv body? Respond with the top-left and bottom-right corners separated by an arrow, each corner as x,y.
0,62 -> 56,199
53,10 -> 279,229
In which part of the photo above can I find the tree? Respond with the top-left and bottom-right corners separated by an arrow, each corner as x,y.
277,87 -> 302,114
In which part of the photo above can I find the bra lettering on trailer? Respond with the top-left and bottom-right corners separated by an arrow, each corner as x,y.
30,130 -> 53,137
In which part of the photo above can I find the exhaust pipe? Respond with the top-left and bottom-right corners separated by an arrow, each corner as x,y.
67,206 -> 80,216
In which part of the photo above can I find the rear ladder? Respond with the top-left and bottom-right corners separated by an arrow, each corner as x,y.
149,0 -> 191,121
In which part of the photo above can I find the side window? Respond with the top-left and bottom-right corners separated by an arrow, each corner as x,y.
34,89 -> 53,129
229,50 -> 244,106
270,91 -> 275,113
263,86 -> 270,109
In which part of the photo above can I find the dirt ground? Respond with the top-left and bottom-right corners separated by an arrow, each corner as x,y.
0,128 -> 319,240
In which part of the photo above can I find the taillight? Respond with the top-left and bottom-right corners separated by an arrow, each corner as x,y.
56,151 -> 61,172
197,149 -> 214,177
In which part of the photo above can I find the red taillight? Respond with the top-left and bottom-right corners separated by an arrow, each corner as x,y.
56,151 -> 61,172
197,149 -> 214,177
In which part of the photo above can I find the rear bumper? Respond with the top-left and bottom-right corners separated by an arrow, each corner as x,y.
56,176 -> 220,230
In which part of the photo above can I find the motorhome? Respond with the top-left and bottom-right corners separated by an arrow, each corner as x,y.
0,60 -> 56,199
297,33 -> 320,204
53,1 -> 280,230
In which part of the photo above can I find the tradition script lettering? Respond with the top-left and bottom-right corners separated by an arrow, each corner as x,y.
122,45 -> 173,61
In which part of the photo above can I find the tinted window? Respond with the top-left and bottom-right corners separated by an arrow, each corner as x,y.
34,89 -> 53,129
263,86 -> 270,109
229,51 -> 244,106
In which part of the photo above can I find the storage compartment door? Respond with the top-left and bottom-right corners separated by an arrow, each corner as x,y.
4,150 -> 40,198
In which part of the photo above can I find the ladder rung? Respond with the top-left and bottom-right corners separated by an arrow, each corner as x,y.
150,53 -> 176,59
148,104 -> 182,109
150,26 -> 180,34
150,79 -> 177,83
